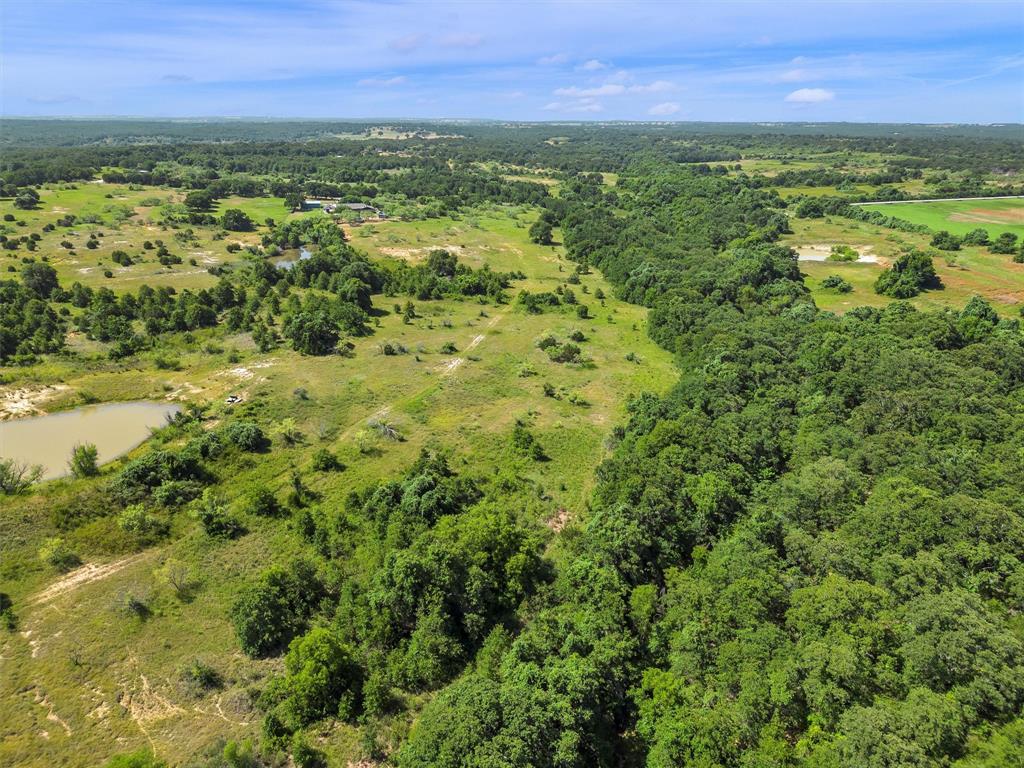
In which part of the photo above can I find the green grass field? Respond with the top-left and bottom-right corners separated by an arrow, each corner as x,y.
0,207 -> 676,767
856,197 -> 1024,238
782,214 -> 1024,317
0,185 -> 306,293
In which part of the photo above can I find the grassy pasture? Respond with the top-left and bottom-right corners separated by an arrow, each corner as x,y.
857,197 -> 1024,238
0,208 -> 676,767
0,185 -> 305,293
783,214 -> 1024,317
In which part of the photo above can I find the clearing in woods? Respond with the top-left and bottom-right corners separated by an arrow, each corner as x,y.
0,206 -> 677,767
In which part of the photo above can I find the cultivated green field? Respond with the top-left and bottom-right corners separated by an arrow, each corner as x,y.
857,197 -> 1024,238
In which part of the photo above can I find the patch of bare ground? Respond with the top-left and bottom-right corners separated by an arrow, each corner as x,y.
949,207 -> 1024,224
32,686 -> 73,736
27,553 -> 148,607
437,357 -> 465,376
547,507 -> 572,533
165,381 -> 205,401
377,243 -> 468,262
0,384 -> 71,420
794,243 -> 879,263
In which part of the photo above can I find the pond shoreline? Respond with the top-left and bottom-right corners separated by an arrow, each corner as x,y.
0,400 -> 181,480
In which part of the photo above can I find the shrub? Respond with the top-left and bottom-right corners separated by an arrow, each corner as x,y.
67,442 -> 99,479
151,480 -> 205,507
828,244 -> 859,261
311,449 -> 343,472
244,485 -> 283,517
990,232 -> 1019,254
536,334 -> 558,350
512,422 -> 547,461
102,749 -> 167,768
191,490 -> 244,538
0,593 -> 15,630
222,209 -> 255,232
930,230 -> 961,251
262,627 -> 363,734
548,342 -> 583,364
39,537 -> 81,572
118,504 -> 169,539
220,422 -> 268,452
179,659 -> 223,696
0,458 -> 45,493
961,228 -> 990,246
155,558 -> 197,600
874,249 -> 941,298
231,562 -> 323,657
821,274 -> 853,293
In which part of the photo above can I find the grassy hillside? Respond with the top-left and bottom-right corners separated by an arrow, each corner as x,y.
0,207 -> 675,767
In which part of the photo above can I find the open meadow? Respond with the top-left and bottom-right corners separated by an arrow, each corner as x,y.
856,196 -> 1024,238
0,202 -> 676,766
2,118 -> 1023,768
782,211 -> 1024,316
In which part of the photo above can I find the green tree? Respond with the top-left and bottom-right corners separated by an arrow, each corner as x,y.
69,442 -> 99,478
874,249 -> 940,298
21,261 -> 59,298
221,208 -> 254,232
991,232 -> 1020,254
263,626 -> 363,732
529,219 -> 554,245
184,190 -> 215,211
284,311 -> 339,355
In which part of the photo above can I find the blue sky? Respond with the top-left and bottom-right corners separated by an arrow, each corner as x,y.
2,1 -> 1023,122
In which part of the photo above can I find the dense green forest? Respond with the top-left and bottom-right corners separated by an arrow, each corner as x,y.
1,123 -> 1023,768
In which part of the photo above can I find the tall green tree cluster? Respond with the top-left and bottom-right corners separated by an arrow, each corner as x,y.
398,166 -> 1024,768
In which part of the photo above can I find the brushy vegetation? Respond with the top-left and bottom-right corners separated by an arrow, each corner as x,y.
2,121 -> 1024,768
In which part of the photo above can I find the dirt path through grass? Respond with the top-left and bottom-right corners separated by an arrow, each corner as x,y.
27,553 -> 149,607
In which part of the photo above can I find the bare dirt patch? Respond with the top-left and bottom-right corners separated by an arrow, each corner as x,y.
0,384 -> 71,421
949,207 -> 1024,225
794,243 -> 879,263
438,358 -> 465,376
32,686 -> 73,736
27,553 -> 148,607
377,243 -> 468,262
547,507 -> 572,533
218,358 -> 277,381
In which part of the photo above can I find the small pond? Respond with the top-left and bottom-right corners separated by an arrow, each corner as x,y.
275,246 -> 313,270
0,401 -> 181,480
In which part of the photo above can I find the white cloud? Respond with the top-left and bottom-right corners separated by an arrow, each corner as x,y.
554,83 -> 626,97
578,59 -> 609,71
784,87 -> 835,103
779,68 -> 811,82
357,76 -> 407,88
648,101 -> 681,116
439,33 -> 482,49
630,80 -> 675,93
543,98 -> 603,113
552,79 -> 676,98
537,53 -> 569,66
389,34 -> 422,53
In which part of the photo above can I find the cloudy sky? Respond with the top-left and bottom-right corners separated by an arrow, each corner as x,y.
2,0 -> 1022,122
